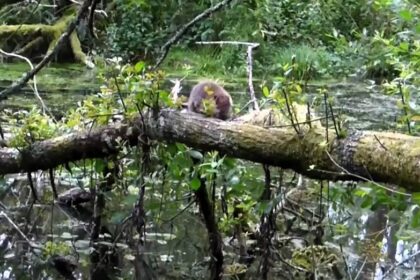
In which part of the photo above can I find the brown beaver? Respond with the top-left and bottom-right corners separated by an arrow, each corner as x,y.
187,81 -> 233,120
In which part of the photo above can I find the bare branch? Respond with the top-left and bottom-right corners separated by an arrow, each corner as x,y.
0,49 -> 51,115
153,0 -> 235,69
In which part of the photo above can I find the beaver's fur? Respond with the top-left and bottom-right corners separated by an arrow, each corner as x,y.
187,81 -> 233,120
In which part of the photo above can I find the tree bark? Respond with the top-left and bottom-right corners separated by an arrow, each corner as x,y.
0,109 -> 419,191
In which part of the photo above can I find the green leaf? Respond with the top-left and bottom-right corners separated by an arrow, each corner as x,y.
190,177 -> 201,191
399,42 -> 409,52
134,61 -> 145,73
94,159 -> 106,173
354,187 -> 371,197
166,143 -> 178,155
262,86 -> 270,97
360,196 -> 372,208
411,193 -> 420,205
175,143 -> 187,152
223,157 -> 236,168
411,210 -> 420,228
399,9 -> 412,21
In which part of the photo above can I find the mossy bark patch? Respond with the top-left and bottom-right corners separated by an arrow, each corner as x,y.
0,8 -> 91,67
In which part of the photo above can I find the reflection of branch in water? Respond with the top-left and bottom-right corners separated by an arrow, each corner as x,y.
0,210 -> 40,248
381,249 -> 420,279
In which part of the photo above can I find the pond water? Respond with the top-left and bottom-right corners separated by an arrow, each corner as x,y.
0,64 -> 406,132
0,63 -> 418,280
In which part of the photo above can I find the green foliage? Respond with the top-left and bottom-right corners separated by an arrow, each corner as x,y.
42,241 -> 72,259
255,0 -> 363,46
104,0 -> 419,82
325,0 -> 419,80
106,0 -> 244,62
0,1 -> 54,25
377,4 -> 420,134
106,0 -> 172,61
164,44 -> 338,80
353,183 -> 408,211
8,108 -> 58,148
328,180 -> 420,245
271,45 -> 334,79
162,47 -> 247,78
65,60 -> 170,129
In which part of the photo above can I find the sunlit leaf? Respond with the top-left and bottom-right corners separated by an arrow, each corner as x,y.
399,42 -> 409,52
262,86 -> 270,97
134,61 -> 145,73
399,9 -> 412,21
354,187 -> 371,197
190,177 -> 201,190
411,193 -> 420,205
60,232 -> 74,239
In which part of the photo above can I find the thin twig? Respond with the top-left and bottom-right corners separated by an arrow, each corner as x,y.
163,199 -> 195,224
328,100 -> 339,137
267,115 -> 332,128
373,134 -> 388,151
354,257 -> 367,280
0,49 -> 50,114
282,89 -> 300,135
397,81 -> 411,134
339,244 -> 352,280
112,74 -> 127,112
323,92 -> 329,142
246,44 -> 260,111
325,151 -> 410,197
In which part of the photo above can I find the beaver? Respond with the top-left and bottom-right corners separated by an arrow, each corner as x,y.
187,81 -> 233,120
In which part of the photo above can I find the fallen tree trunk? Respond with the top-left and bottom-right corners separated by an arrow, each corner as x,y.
0,109 -> 419,191
0,7 -> 91,68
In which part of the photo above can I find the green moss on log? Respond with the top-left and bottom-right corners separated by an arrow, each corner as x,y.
0,8 -> 91,67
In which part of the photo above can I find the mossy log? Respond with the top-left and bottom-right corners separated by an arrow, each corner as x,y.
0,9 -> 92,68
0,109 -> 419,191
